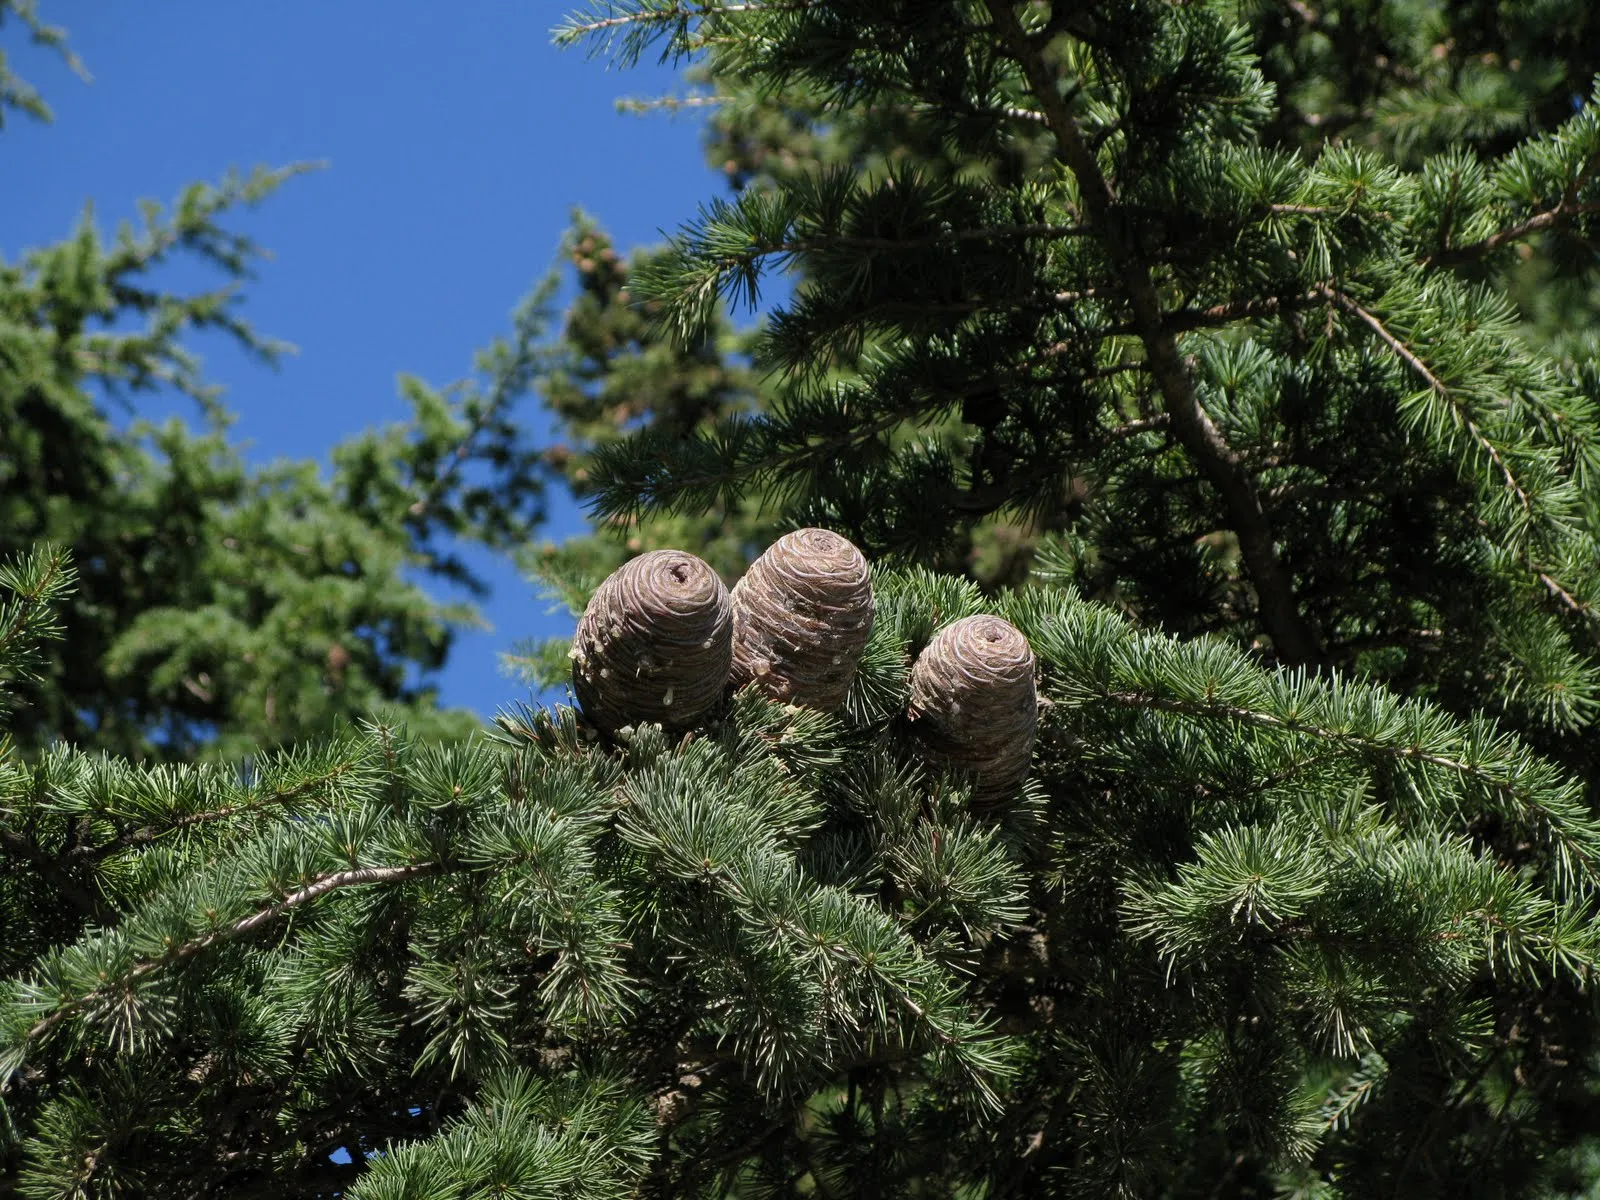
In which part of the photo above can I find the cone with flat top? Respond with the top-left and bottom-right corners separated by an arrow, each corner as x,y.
907,615 -> 1037,812
571,549 -> 733,735
729,528 -> 876,713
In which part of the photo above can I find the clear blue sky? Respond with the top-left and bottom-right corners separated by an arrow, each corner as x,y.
1,2 -> 719,721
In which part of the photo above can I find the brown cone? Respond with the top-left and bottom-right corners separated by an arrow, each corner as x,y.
907,615 -> 1037,811
729,528 -> 875,712
571,550 -> 733,734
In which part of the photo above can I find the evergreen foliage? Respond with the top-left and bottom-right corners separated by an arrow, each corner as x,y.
539,0 -> 1600,594
0,0 -> 82,127
508,213 -> 775,678
563,1 -> 1600,754
9,1 -> 1600,1196
1,109 -> 558,758
8,545 -> 1600,1195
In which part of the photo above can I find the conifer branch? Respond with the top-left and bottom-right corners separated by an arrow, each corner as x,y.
1095,686 -> 1600,883
0,828 -> 110,921
1106,415 -> 1170,439
0,544 -> 72,686
665,222 -> 1090,281
818,223 -> 1089,250
1314,288 -> 1595,626
1424,144 -> 1600,270
708,860 -> 964,1051
1321,286 -> 1533,516
1424,202 -> 1600,268
555,1 -> 825,56
1165,289 -> 1318,332
559,0 -> 813,37
404,279 -> 556,524
76,755 -> 369,861
9,862 -> 442,1065
985,0 -> 1322,667
1540,571 -> 1590,617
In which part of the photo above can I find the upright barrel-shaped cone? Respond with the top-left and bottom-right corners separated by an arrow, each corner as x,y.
571,550 -> 733,734
729,528 -> 876,712
907,615 -> 1037,811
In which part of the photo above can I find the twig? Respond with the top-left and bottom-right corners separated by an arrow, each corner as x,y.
70,757 -> 368,863
6,862 -> 441,1077
1318,285 -> 1532,517
1540,572 -> 1589,616
1425,202 -> 1600,269
1106,414 -> 1171,439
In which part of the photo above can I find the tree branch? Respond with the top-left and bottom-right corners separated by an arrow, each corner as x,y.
0,543 -> 71,680
556,1 -> 819,45
1318,285 -> 1533,516
1106,414 -> 1171,440
1425,202 -> 1600,269
680,222 -> 1092,285
1094,686 -> 1600,885
6,862 -> 442,1078
68,755 -> 369,863
1164,288 -> 1319,332
1319,288 -> 1599,624
985,0 -> 1322,666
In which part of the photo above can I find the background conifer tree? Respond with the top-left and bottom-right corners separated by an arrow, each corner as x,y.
0,1 -> 556,760
9,2 -> 1600,1197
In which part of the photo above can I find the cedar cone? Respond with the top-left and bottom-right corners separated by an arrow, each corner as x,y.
729,528 -> 876,712
907,615 -> 1037,811
571,549 -> 733,734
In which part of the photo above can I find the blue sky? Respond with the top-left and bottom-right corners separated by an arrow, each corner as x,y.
1,2 -> 719,721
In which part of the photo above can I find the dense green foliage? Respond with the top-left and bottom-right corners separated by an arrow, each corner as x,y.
542,0 -> 1600,1191
573,2 -> 1600,729
7,546 -> 1600,1196
8,1 -> 1600,1196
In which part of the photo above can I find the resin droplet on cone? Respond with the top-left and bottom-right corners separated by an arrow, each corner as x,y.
907,615 -> 1037,811
571,550 -> 733,734
729,527 -> 875,712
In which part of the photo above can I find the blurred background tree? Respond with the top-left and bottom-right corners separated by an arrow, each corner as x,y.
1,1 -> 563,759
